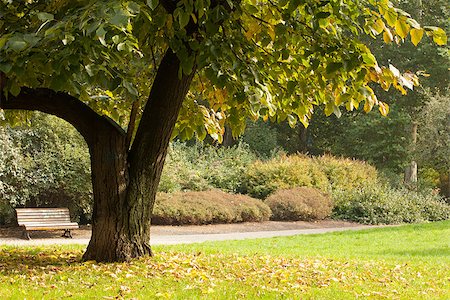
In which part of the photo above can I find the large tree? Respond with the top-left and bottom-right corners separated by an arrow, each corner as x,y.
0,0 -> 445,262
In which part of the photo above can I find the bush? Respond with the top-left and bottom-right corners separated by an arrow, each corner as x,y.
265,187 -> 333,221
160,142 -> 256,193
241,154 -> 378,199
152,190 -> 271,225
314,155 -> 379,191
332,185 -> 450,224
241,120 -> 281,158
0,114 -> 93,225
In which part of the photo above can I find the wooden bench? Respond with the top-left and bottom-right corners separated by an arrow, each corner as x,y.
15,208 -> 79,240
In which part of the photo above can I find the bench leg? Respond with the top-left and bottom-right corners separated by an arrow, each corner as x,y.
22,230 -> 31,240
62,229 -> 73,238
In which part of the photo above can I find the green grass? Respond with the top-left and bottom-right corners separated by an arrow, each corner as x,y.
0,221 -> 449,299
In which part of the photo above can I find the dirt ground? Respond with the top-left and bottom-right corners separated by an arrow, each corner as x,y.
0,220 -> 364,240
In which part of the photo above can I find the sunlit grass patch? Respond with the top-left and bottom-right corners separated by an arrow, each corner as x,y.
0,221 -> 449,299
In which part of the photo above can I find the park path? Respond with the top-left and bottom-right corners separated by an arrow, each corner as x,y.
0,221 -> 377,246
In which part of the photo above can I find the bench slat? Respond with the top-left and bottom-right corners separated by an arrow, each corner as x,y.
21,223 -> 79,227
15,208 -> 79,234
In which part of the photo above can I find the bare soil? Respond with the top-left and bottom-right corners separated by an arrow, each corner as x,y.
0,220 -> 363,240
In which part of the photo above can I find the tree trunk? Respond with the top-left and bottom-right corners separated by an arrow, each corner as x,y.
81,126 -> 132,261
404,122 -> 418,188
82,49 -> 195,262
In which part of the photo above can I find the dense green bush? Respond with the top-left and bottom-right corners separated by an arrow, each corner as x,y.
160,142 -> 256,193
241,154 -> 378,199
265,187 -> 333,221
0,114 -> 92,225
332,185 -> 450,224
241,120 -> 281,158
152,190 -> 271,225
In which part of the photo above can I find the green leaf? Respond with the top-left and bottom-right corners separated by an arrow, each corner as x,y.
362,53 -> 377,66
96,26 -> 107,47
324,102 -> 334,116
111,12 -> 129,28
179,11 -> 190,28
0,36 -> 8,49
37,12 -> 54,21
0,63 -> 12,73
123,81 -> 139,96
127,2 -> 141,14
147,0 -> 159,10
8,39 -> 28,52
325,62 -> 343,74
316,12 -> 331,19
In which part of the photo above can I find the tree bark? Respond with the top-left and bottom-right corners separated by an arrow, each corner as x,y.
82,48 -> 196,262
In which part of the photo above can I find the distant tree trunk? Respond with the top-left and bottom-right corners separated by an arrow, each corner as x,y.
404,122 -> 418,187
222,126 -> 237,147
298,125 -> 308,153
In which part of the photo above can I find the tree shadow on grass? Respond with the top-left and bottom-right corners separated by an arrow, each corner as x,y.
0,248 -> 83,275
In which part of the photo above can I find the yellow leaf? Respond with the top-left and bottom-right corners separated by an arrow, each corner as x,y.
268,25 -> 275,42
324,102 -> 334,116
383,28 -> 393,43
364,100 -> 373,113
395,19 -> 410,39
378,102 -> 389,116
432,27 -> 447,46
383,9 -> 397,27
410,28 -> 424,46
245,21 -> 260,40
372,18 -> 385,35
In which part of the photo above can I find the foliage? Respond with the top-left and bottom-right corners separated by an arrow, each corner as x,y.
415,90 -> 450,173
418,167 -> 441,191
159,142 -> 257,193
1,0 -> 445,139
1,222 -> 449,298
332,185 -> 450,224
152,190 -> 271,225
239,0 -> 449,173
241,154 -> 379,199
0,114 -> 92,225
265,187 -> 333,221
241,120 -> 281,158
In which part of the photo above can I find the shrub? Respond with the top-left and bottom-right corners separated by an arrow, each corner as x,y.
152,190 -> 271,225
332,185 -> 450,224
242,120 -> 281,158
265,187 -> 333,221
0,114 -> 93,225
160,142 -> 256,193
241,154 -> 378,199
314,155 -> 379,191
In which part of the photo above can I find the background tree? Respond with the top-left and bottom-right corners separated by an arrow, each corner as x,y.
0,0 -> 445,262
258,0 -> 449,179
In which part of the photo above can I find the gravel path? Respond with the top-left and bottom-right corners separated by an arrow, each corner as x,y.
0,221 -> 377,246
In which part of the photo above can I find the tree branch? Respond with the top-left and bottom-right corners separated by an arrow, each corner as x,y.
0,87 -> 125,144
125,100 -> 140,149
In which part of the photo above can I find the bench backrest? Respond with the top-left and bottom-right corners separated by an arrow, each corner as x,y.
16,208 -> 72,225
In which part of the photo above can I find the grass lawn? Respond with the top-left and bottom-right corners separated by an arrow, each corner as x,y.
0,221 -> 449,299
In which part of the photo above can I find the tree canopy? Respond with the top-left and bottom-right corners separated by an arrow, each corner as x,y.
1,0 -> 445,139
